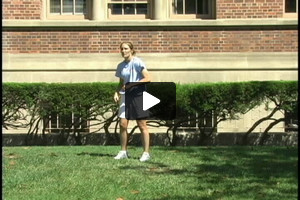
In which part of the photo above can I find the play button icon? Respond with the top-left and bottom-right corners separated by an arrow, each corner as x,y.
125,82 -> 176,120
143,91 -> 160,111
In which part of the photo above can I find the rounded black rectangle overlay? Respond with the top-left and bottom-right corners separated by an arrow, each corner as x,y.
125,82 -> 176,120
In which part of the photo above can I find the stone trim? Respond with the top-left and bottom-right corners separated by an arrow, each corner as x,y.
3,52 -> 298,71
2,132 -> 298,146
3,52 -> 297,83
2,19 -> 297,31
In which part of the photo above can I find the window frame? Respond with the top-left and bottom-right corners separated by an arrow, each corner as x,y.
107,0 -> 151,20
47,0 -> 91,20
284,101 -> 298,132
177,111 -> 217,133
170,0 -> 216,19
43,107 -> 90,134
283,0 -> 298,18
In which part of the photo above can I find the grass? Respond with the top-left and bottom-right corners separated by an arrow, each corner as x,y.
3,145 -> 298,200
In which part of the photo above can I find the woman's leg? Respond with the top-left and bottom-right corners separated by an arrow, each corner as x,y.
136,120 -> 150,153
120,118 -> 129,151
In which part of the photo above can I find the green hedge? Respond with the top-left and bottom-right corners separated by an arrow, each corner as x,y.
2,81 -> 298,145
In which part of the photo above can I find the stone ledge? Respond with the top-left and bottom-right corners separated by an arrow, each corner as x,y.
3,19 -> 297,27
3,52 -> 298,71
2,132 -> 298,146
2,19 -> 297,31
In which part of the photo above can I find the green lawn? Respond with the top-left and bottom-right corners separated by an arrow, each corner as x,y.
3,145 -> 298,200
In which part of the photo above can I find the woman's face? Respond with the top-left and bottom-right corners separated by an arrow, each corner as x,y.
120,43 -> 133,60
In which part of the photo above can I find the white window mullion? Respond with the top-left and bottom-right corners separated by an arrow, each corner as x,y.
73,0 -> 76,14
49,115 -> 52,132
56,114 -> 59,129
212,111 -> 215,127
72,105 -> 74,130
60,0 -> 63,15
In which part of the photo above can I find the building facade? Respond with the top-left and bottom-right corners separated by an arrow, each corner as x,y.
2,0 -> 298,134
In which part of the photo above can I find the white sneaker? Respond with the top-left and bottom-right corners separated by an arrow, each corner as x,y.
114,151 -> 129,160
139,152 -> 151,162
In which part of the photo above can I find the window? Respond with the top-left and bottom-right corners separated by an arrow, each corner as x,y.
48,0 -> 89,19
284,101 -> 298,132
108,0 -> 150,19
44,111 -> 89,134
178,111 -> 217,133
171,0 -> 215,19
283,0 -> 298,18
285,0 -> 297,12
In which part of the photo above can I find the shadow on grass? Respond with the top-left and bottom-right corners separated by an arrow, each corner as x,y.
150,146 -> 298,200
76,152 -> 140,160
143,195 -> 211,200
77,147 -> 297,199
119,161 -> 172,173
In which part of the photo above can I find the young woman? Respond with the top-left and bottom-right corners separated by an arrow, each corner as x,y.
113,42 -> 151,162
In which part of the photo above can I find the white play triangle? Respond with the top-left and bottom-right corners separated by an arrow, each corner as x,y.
143,91 -> 160,111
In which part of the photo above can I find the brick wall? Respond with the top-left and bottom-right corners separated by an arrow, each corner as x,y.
2,0 -> 286,20
2,30 -> 298,54
217,0 -> 283,19
2,0 -> 42,20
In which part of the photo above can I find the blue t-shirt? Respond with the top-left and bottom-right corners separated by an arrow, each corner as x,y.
115,57 -> 146,93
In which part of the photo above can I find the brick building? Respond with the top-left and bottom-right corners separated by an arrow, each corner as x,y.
2,0 -> 298,135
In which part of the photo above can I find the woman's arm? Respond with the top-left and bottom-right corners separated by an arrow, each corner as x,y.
139,68 -> 151,83
116,78 -> 124,91
114,78 -> 124,103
